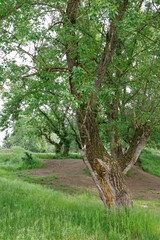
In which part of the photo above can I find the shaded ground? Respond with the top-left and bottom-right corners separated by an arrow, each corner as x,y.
23,158 -> 160,200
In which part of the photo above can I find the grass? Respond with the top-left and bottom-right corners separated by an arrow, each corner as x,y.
0,147 -> 160,239
0,147 -> 43,170
0,173 -> 160,240
134,197 -> 160,213
15,172 -> 59,185
140,187 -> 156,193
0,147 -> 82,171
32,152 -> 82,159
83,168 -> 91,177
140,148 -> 160,177
124,169 -> 137,178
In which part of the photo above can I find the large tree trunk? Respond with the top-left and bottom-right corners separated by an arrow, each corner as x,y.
77,106 -> 133,208
65,0 -> 131,208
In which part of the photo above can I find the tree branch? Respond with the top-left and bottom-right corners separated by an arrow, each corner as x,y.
95,0 -> 129,89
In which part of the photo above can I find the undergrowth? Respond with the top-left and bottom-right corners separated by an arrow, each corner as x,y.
0,146 -> 43,170
0,174 -> 160,240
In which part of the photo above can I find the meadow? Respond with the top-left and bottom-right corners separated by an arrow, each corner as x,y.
0,147 -> 160,240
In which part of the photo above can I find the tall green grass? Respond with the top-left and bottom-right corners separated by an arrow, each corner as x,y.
140,148 -> 160,177
0,175 -> 160,240
32,152 -> 82,159
0,146 -> 43,170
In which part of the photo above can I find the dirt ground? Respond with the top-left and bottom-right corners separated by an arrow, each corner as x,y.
24,158 -> 160,200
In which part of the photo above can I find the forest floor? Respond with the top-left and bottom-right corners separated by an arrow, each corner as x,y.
21,158 -> 160,200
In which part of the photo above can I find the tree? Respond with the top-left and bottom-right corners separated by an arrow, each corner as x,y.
2,115 -> 52,152
0,0 -> 160,208
0,61 -> 80,154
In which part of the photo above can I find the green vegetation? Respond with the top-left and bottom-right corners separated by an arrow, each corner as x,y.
0,147 -> 43,170
33,152 -> 82,160
0,174 -> 160,240
0,147 -> 160,239
15,171 -> 59,185
124,169 -> 137,178
83,168 -> 91,177
140,148 -> 160,177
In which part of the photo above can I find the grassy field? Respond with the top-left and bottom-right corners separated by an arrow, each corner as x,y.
32,152 -> 82,160
0,170 -> 160,240
140,148 -> 160,177
0,147 -> 160,239
0,147 -> 43,170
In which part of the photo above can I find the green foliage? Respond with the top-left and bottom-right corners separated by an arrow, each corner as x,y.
83,168 -> 91,177
0,147 -> 43,170
0,0 -> 159,157
2,116 -> 55,153
140,148 -> 160,177
0,176 -> 160,240
22,152 -> 33,164
147,129 -> 160,149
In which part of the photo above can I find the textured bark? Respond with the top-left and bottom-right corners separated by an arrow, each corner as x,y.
120,126 -> 150,174
78,106 -> 133,208
65,0 -> 133,208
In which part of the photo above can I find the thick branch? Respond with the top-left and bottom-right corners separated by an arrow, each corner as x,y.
39,129 -> 57,145
38,108 -> 61,136
119,125 -> 150,174
95,0 -> 129,89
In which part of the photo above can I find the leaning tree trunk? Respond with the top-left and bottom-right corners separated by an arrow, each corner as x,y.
77,106 -> 133,208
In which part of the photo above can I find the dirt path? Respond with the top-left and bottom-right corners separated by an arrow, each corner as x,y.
24,158 -> 160,199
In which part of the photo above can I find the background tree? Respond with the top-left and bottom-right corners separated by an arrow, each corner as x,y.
2,115 -> 53,152
0,62 -> 80,154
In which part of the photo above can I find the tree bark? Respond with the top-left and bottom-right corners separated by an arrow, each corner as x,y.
65,0 -> 133,208
119,125 -> 150,174
77,106 -> 133,208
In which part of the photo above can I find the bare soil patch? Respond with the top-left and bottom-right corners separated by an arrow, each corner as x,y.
24,158 -> 160,199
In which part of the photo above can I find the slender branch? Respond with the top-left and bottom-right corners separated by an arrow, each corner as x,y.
39,128 -> 57,145
22,72 -> 40,79
38,108 -> 60,136
46,66 -> 70,72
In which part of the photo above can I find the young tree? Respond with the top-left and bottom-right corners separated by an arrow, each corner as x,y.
0,0 -> 159,208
